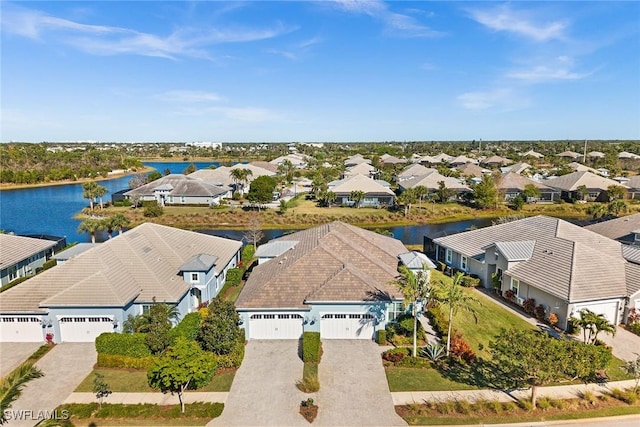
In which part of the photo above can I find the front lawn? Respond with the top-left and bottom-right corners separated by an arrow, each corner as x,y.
75,368 -> 235,393
386,366 -> 477,392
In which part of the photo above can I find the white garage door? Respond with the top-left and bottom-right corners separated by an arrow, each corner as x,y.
248,314 -> 303,339
0,316 -> 43,342
321,313 -> 375,339
59,317 -> 114,342
574,301 -> 619,325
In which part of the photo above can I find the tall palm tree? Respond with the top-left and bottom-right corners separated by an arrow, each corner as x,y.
573,309 -> 616,344
414,185 -> 429,208
77,218 -> 105,243
94,184 -> 108,209
393,266 -> 431,357
349,190 -> 366,208
432,272 -> 480,356
1,362 -> 44,424
397,188 -> 417,217
108,213 -> 130,236
81,181 -> 98,210
230,168 -> 253,194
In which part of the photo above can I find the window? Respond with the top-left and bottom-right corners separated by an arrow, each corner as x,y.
461,256 -> 468,271
511,278 -> 520,295
278,314 -> 290,319
322,314 -> 333,319
263,314 -> 275,319
445,248 -> 452,264
292,314 -> 303,319
334,314 -> 347,319
142,305 -> 151,315
250,314 -> 262,319
388,302 -> 404,322
349,314 -> 361,319
191,273 -> 199,282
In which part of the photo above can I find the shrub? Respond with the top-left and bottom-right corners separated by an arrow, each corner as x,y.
96,354 -> 155,369
609,387 -> 638,404
377,329 -> 386,345
517,399 -> 534,411
461,276 -> 480,287
421,342 -> 446,363
382,347 -> 410,364
0,275 -> 33,293
143,205 -> 164,217
56,403 -> 99,419
523,298 -> 536,314
241,245 -> 255,262
449,333 -> 476,364
225,268 -> 243,287
384,324 -> 395,340
212,338 -> 245,368
455,399 -> 472,415
534,304 -> 546,321
627,322 -> 640,337
42,259 -> 57,271
425,306 -> 448,338
169,312 -> 201,342
302,332 -> 322,363
628,308 -> 640,325
504,289 -> 515,301
141,200 -> 158,208
536,397 -> 552,410
397,356 -> 432,368
296,374 -> 320,393
95,333 -> 151,358
548,312 -> 559,326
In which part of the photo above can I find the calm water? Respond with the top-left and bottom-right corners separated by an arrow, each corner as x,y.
0,161 -> 490,245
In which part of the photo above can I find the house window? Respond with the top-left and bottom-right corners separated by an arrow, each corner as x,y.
388,302 -> 404,322
445,248 -> 452,264
191,273 -> 199,282
142,305 -> 151,315
511,278 -> 520,295
461,256 -> 468,271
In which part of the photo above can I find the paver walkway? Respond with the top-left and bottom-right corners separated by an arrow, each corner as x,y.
0,342 -> 41,378
315,340 -> 406,426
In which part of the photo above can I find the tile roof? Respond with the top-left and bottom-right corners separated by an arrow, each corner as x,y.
456,163 -> 485,178
236,222 -> 407,309
399,171 -> 469,191
481,155 -> 512,166
497,172 -> 556,192
52,243 -> 99,261
328,174 -> 395,195
585,213 -> 640,243
450,155 -> 477,165
556,151 -> 582,158
398,251 -> 436,269
398,164 -> 436,180
254,241 -> 299,258
0,223 -> 242,313
626,262 -> 640,296
0,234 -> 57,269
544,171 -> 626,192
485,241 -> 536,262
124,174 -> 229,197
521,150 -> 544,159
180,254 -> 219,272
622,245 -> 640,264
626,176 -> 640,189
345,163 -> 376,177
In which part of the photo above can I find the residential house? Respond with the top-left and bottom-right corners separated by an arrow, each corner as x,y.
587,151 -> 605,159
52,243 -> 99,263
343,162 -> 377,179
619,152 -> 640,160
0,223 -> 242,343
344,154 -> 372,167
449,155 -> 477,166
585,213 -> 640,246
500,162 -> 531,175
398,251 -> 436,281
456,163 -> 487,180
481,155 -> 513,168
544,171 -> 627,201
190,162 -> 277,194
235,222 -> 410,340
397,163 -> 437,182
497,172 -> 560,202
327,174 -> 395,207
432,215 -> 636,329
0,235 -> 57,286
556,151 -> 583,160
379,154 -> 407,166
270,153 -> 310,169
567,162 -> 599,175
124,174 -> 230,206
398,171 -> 469,198
520,150 -> 545,160
627,176 -> 640,199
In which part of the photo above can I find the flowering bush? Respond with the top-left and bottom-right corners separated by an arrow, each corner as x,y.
449,332 -> 476,364
504,289 -> 515,301
628,308 -> 640,325
45,332 -> 54,344
523,298 -> 536,314
548,312 -> 559,326
534,304 -> 546,321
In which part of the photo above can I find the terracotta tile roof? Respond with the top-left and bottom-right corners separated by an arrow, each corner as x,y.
236,222 -> 407,309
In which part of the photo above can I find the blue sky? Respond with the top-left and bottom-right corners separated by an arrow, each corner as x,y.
2,1 -> 639,143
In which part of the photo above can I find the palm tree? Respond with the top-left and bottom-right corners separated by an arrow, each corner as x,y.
77,218 -> 105,243
0,362 -> 44,424
397,188 -> 417,217
230,168 -> 253,194
432,272 -> 480,356
414,185 -> 428,208
107,213 -> 130,237
277,159 -> 295,185
573,309 -> 616,344
393,266 -> 431,357
608,199 -> 628,217
586,203 -> 608,219
349,190 -> 366,208
94,184 -> 108,209
82,181 -> 99,210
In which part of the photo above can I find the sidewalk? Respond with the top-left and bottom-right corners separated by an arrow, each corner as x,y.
65,392 -> 228,405
392,379 -> 638,405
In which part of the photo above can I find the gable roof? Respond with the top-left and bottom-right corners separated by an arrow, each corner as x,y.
497,172 -> 556,192
236,222 -> 407,309
627,176 -> 640,189
521,150 -> 544,159
328,174 -> 395,195
456,163 -> 485,178
399,171 -> 469,191
398,164 -> 436,180
484,241 -> 536,262
0,234 -> 57,269
544,171 -> 626,192
585,213 -> 640,244
481,155 -> 512,166
254,240 -> 299,258
450,155 -> 477,165
398,251 -> 436,270
124,174 -> 229,197
556,151 -> 582,158
344,154 -> 372,166
180,254 -> 219,272
0,224 -> 242,313
345,162 -> 376,177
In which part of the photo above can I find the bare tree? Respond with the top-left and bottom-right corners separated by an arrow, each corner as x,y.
128,173 -> 147,189
243,213 -> 264,250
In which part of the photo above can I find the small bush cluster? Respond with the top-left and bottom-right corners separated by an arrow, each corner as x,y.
168,312 -> 201,342
382,347 -> 410,364
523,298 -> 536,315
225,268 -> 243,286
449,332 -> 476,364
609,387 -> 639,404
534,304 -> 546,321
302,332 -> 322,363
55,402 -> 223,419
425,306 -> 448,338
212,338 -> 245,368
96,333 -> 151,358
627,322 -> 640,337
42,259 -> 57,271
241,244 -> 255,262
460,276 -> 480,287
377,329 -> 386,345
96,354 -> 156,369
144,205 -> 164,217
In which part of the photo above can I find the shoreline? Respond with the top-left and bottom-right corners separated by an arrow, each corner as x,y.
0,167 -> 155,191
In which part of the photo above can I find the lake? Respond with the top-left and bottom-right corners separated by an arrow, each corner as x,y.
0,161 -> 491,245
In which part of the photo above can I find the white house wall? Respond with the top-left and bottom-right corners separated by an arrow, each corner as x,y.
47,307 -> 124,343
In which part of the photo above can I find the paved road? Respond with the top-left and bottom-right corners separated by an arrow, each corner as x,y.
315,340 -> 406,426
0,342 -> 41,378
208,340 -> 308,427
7,343 -> 96,427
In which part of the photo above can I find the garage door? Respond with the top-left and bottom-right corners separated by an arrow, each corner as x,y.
320,313 -> 375,339
574,301 -> 619,325
0,317 -> 43,342
59,316 -> 114,342
248,314 -> 303,339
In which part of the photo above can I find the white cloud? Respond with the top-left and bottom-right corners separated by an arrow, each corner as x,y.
1,4 -> 294,59
507,66 -> 589,82
467,4 -> 567,42
457,88 -> 529,111
157,91 -> 224,103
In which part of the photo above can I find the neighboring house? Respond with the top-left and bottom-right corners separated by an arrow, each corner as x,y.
588,151 -> 606,159
235,222 -> 410,340
544,171 -> 627,201
0,223 -> 242,343
481,156 -> 512,168
585,212 -> 640,246
344,154 -> 372,167
449,155 -> 477,166
456,163 -> 486,179
497,172 -> 560,202
596,168 -> 610,177
398,170 -> 469,197
327,174 -> 395,207
520,150 -> 545,159
397,163 -> 437,182
556,151 -> 583,160
270,153 -> 310,169
124,174 -> 230,206
380,154 -> 407,166
190,163 -> 276,194
52,243 -> 99,263
432,215 -> 635,329
567,162 -> 599,174
398,251 -> 436,281
0,235 -> 57,286
619,151 -> 640,160
343,162 -> 377,179
500,162 -> 531,175
627,176 -> 640,200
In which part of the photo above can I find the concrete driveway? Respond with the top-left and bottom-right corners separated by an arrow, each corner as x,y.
8,343 -> 96,427
315,340 -> 406,426
600,326 -> 640,362
208,340 -> 308,427
0,342 -> 41,378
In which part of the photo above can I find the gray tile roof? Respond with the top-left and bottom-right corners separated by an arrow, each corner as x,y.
485,241 -> 536,262
585,213 -> 640,243
254,241 -> 299,258
456,163 -> 485,178
622,245 -> 640,264
544,171 -> 626,192
481,155 -> 512,166
0,234 -> 57,270
180,254 -> 219,272
345,163 -> 376,177
52,243 -> 99,261
627,176 -> 640,189
626,262 -> 640,296
399,172 -> 469,192
398,164 -> 436,180
434,215 -> 629,303
124,174 -> 229,197
0,223 -> 241,312
236,222 -> 407,309
398,251 -> 436,269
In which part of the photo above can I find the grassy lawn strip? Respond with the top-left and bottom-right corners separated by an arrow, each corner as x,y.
386,367 -> 477,392
56,402 -> 222,426
75,368 -> 235,393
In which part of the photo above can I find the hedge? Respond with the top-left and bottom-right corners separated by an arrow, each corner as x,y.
302,332 -> 322,363
0,275 -> 33,293
241,245 -> 255,262
225,268 -> 243,287
95,333 -> 151,358
377,329 -> 386,345
212,338 -> 245,368
96,354 -> 156,369
169,312 -> 201,342
55,402 -> 223,419
425,306 -> 448,339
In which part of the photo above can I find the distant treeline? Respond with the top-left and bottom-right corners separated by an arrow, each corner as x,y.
0,143 -> 143,184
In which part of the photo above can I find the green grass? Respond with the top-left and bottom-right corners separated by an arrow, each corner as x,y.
75,368 -> 235,393
386,367 -> 478,392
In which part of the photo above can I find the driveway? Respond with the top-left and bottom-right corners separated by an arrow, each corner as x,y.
0,342 -> 41,378
8,343 -> 96,427
208,340 -> 308,427
600,326 -> 640,362
315,340 -> 406,426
